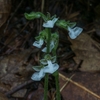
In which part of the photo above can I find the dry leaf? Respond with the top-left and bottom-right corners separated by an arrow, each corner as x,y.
0,49 -> 33,93
68,33 -> 100,72
59,71 -> 100,100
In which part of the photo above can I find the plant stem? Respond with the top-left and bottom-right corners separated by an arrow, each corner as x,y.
55,70 -> 61,100
44,73 -> 49,100
46,28 -> 51,53
44,28 -> 51,100
52,33 -> 61,100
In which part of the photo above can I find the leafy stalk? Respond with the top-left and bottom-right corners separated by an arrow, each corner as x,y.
44,28 -> 51,100
24,11 -> 82,100
53,37 -> 61,100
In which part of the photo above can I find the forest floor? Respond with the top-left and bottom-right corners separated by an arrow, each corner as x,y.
0,0 -> 100,100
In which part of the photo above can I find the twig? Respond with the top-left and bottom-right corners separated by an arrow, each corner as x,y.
5,80 -> 34,96
52,72 -> 74,100
60,74 -> 75,92
59,73 -> 100,99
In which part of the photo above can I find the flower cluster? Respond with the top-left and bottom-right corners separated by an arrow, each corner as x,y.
24,12 -> 83,81
24,12 -> 83,100
31,17 -> 60,81
31,54 -> 59,81
32,29 -> 59,81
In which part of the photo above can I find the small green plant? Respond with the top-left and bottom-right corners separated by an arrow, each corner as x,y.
24,12 -> 83,100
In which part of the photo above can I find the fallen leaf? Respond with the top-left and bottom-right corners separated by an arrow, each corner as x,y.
0,48 -> 34,93
68,33 -> 100,72
59,71 -> 100,100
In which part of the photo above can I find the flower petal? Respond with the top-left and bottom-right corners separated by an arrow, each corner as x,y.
33,39 -> 44,48
43,61 -> 59,74
43,18 -> 58,28
42,47 -> 47,52
68,27 -> 83,39
50,40 -> 55,50
31,69 -> 45,81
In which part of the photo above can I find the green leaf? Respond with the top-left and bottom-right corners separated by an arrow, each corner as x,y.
40,59 -> 47,65
44,54 -> 51,60
35,29 -> 48,41
51,56 -> 56,63
56,20 -> 68,29
24,12 -> 47,21
32,66 -> 43,71
56,20 -> 76,30
67,22 -> 76,28
24,12 -> 41,20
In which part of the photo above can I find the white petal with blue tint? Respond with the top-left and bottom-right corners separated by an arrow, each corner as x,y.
68,27 -> 83,39
43,18 -> 58,28
42,47 -> 47,52
50,40 -> 55,50
33,39 -> 44,48
43,60 -> 59,74
31,68 -> 45,81
42,40 -> 55,52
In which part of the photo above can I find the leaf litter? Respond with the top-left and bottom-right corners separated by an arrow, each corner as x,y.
0,0 -> 100,100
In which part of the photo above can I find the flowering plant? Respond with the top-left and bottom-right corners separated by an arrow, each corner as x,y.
24,12 -> 83,100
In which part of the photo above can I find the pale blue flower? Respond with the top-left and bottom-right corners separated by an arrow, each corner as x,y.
33,39 -> 44,48
43,18 -> 58,28
31,68 -> 45,81
40,55 -> 58,74
31,60 -> 59,81
68,26 -> 83,39
43,60 -> 59,74
31,56 -> 58,81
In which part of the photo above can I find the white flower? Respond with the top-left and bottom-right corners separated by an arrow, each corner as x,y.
31,55 -> 58,81
43,18 -> 58,28
31,68 -> 45,81
43,60 -> 59,74
68,26 -> 83,39
33,39 -> 44,48
42,40 -> 55,52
